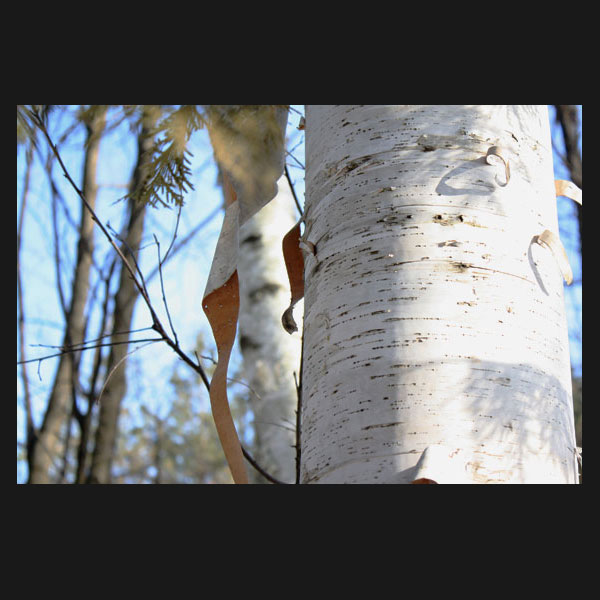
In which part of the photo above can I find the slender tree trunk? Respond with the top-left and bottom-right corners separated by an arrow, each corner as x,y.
18,143 -> 35,470
74,260 -> 117,483
553,104 -> 582,247
28,106 -> 107,483
300,105 -> 578,484
237,174 -> 302,483
87,111 -> 156,484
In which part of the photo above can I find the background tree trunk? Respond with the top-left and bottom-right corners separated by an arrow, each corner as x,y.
300,105 -> 578,484
553,104 -> 582,247
28,106 -> 107,483
18,144 -> 35,472
87,111 -> 157,483
237,174 -> 302,483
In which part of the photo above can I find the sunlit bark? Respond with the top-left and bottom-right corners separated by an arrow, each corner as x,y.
300,105 -> 578,484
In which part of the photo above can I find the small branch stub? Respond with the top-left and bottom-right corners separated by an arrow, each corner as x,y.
299,240 -> 316,255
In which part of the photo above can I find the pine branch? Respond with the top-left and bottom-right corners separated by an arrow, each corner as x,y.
127,105 -> 205,207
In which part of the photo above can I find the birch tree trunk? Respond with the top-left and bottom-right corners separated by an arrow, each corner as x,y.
300,105 -> 578,484
237,174 -> 302,483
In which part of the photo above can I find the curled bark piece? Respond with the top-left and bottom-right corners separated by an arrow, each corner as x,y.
281,220 -> 305,334
281,305 -> 299,334
555,179 -> 582,205
486,145 -> 510,187
536,229 -> 573,285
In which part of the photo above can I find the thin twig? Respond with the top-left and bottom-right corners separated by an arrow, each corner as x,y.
107,221 -> 151,300
294,329 -> 305,485
285,149 -> 305,170
95,341 -> 157,405
161,205 -> 182,265
193,351 -> 212,392
19,338 -> 163,365
32,325 -> 155,350
144,204 -> 222,284
241,446 -> 289,485
294,370 -> 302,485
284,165 -> 303,216
226,376 -> 263,403
153,233 -> 178,345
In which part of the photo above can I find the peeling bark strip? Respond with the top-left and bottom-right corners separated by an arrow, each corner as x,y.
203,270 -> 248,484
202,106 -> 288,483
301,105 -> 578,484
202,172 -> 248,483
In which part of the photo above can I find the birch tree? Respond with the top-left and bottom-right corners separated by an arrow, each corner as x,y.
237,174 -> 302,483
298,105 -> 579,484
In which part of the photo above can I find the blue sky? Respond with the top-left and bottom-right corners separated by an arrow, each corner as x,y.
16,105 -> 582,482
548,105 -> 582,376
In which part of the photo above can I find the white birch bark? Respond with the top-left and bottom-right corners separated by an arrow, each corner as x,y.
237,175 -> 302,483
301,105 -> 578,484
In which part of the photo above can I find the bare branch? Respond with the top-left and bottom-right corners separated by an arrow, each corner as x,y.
284,165 -> 303,216
285,149 -> 305,170
161,205 -> 182,265
153,233 -> 179,345
18,337 -> 163,365
241,446 -> 289,485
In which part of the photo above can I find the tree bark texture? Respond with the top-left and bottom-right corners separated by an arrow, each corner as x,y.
237,174 -> 302,483
28,107 -> 107,483
300,105 -> 578,484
